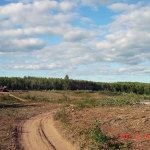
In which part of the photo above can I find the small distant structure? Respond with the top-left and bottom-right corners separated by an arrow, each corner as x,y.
0,86 -> 8,92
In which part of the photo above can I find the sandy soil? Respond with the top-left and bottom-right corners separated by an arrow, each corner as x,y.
20,111 -> 77,150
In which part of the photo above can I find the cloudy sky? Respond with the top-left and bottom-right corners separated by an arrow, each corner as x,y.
0,0 -> 150,82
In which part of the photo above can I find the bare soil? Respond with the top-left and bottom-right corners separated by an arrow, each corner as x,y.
21,111 -> 78,150
1,91 -> 150,150
67,105 -> 150,149
0,93 -> 60,150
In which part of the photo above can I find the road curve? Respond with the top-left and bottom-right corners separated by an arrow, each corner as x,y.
21,111 -> 77,150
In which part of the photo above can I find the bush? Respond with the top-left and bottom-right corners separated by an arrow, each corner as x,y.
99,93 -> 140,106
90,119 -> 110,144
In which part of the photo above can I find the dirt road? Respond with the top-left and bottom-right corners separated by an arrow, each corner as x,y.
20,111 -> 77,150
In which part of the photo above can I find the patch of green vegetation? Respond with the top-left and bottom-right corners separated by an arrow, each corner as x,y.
74,90 -> 94,94
73,98 -> 97,109
72,92 -> 140,110
88,119 -> 112,149
0,95 -> 20,103
99,93 -> 140,106
78,119 -> 129,150
49,93 -> 71,104
140,94 -> 150,101
53,108 -> 70,126
99,91 -> 122,96
23,94 -> 36,100
53,108 -> 130,150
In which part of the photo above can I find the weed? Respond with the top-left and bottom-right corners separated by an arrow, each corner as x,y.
99,92 -> 140,106
83,119 -> 128,150
54,108 -> 70,126
23,94 -> 36,100
0,95 -> 20,103
99,91 -> 121,96
90,119 -> 110,144
73,98 -> 97,109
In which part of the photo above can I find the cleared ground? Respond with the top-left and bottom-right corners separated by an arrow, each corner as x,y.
65,105 -> 150,149
0,90 -> 150,150
21,111 -> 77,150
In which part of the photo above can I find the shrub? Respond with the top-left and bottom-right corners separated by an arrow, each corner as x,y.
99,93 -> 140,106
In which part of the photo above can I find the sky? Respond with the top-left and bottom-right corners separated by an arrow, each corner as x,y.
0,0 -> 150,83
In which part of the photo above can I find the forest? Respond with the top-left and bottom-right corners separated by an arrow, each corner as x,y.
0,76 -> 150,95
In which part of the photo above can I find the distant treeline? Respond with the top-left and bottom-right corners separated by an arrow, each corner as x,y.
0,76 -> 150,95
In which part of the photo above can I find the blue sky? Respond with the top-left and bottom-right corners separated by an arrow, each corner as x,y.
0,0 -> 150,83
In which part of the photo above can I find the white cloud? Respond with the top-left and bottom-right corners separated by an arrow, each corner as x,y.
0,38 -> 45,52
108,3 -> 138,12
80,0 -> 120,5
0,0 -> 150,80
59,1 -> 75,11
0,0 -> 78,53
95,4 -> 150,66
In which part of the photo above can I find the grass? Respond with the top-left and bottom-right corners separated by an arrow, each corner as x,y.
99,91 -> 122,96
99,92 -> 140,106
0,90 -> 147,149
0,95 -> 20,103
73,98 -> 97,109
14,90 -> 142,108
23,94 -> 36,100
90,119 -> 110,144
52,91 -> 141,149
71,92 -> 140,110
54,108 -> 128,150
140,94 -> 150,101
87,119 -> 129,150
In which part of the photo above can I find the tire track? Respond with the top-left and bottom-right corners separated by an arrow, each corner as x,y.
21,111 -> 77,150
38,119 -> 56,150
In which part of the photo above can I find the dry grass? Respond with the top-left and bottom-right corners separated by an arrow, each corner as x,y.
0,90 -> 150,150
12,90 -> 105,101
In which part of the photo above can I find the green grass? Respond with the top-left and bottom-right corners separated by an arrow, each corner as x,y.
72,92 -> 140,109
53,108 -> 70,127
73,98 -> 97,109
99,91 -> 122,96
16,91 -> 142,108
23,94 -> 36,100
90,119 -> 110,144
99,93 -> 140,106
0,95 -> 20,103
140,94 -> 150,101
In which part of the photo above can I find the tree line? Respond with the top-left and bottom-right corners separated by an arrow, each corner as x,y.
0,76 -> 150,95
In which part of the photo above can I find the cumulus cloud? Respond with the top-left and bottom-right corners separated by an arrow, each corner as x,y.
0,38 -> 45,52
95,3 -> 150,66
108,3 -> 139,12
0,0 -> 150,80
0,0 -> 78,53
80,0 -> 120,5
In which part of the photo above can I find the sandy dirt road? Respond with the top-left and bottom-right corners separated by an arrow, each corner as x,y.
21,111 -> 77,150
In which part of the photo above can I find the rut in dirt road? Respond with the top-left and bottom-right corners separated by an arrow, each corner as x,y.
21,111 -> 77,150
